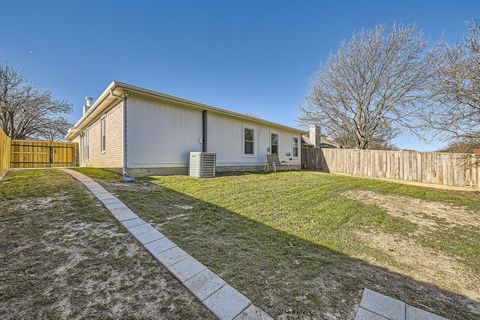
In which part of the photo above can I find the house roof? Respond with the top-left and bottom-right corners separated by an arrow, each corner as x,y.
66,81 -> 307,140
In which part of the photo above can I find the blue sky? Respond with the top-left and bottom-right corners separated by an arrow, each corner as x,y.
1,0 -> 479,150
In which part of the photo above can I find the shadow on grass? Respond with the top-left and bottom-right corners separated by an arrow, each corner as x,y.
72,168 -> 480,318
84,172 -> 480,320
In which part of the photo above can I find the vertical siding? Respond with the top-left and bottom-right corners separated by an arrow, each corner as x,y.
126,94 -> 301,168
207,112 -> 301,166
78,101 -> 124,168
127,94 -> 203,167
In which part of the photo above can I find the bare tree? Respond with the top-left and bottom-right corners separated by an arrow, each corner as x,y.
0,62 -> 72,140
422,19 -> 480,141
299,24 -> 438,149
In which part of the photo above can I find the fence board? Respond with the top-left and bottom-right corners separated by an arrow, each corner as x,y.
302,147 -> 480,189
0,128 -> 11,176
10,140 -> 79,168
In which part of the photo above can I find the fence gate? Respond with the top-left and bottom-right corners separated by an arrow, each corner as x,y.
10,140 -> 79,168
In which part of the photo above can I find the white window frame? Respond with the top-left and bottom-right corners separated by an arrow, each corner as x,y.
292,136 -> 299,158
100,116 -> 106,153
242,125 -> 256,157
82,129 -> 89,161
270,132 -> 279,155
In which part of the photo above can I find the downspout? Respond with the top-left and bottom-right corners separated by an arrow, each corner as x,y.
110,89 -> 133,181
202,110 -> 207,152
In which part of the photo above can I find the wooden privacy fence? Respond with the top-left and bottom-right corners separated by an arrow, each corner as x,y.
0,128 -> 11,177
10,140 -> 79,168
302,147 -> 480,189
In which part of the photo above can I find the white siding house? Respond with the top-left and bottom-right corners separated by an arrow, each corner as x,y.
66,81 -> 306,177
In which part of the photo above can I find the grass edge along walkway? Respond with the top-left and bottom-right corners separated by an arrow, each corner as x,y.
61,169 -> 271,320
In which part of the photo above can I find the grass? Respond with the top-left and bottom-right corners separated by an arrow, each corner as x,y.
77,168 -> 480,319
0,169 -> 213,319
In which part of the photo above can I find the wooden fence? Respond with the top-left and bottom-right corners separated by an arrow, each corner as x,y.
10,140 -> 79,168
302,147 -> 480,189
0,128 -> 11,177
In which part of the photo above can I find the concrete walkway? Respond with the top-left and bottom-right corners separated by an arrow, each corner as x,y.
62,169 -> 272,320
355,288 -> 446,320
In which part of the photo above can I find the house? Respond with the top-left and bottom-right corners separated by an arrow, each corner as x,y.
302,125 -> 340,149
66,81 -> 307,177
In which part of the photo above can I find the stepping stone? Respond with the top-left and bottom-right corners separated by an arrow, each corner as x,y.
360,289 -> 405,320
234,304 -> 273,320
406,305 -> 446,320
114,211 -> 138,222
120,218 -> 146,229
154,246 -> 189,267
145,237 -> 176,254
355,307 -> 388,320
184,269 -> 226,301
110,206 -> 134,216
168,256 -> 207,282
105,202 -> 127,210
101,198 -> 121,205
128,223 -> 155,236
204,284 -> 252,320
95,192 -> 116,201
134,229 -> 164,244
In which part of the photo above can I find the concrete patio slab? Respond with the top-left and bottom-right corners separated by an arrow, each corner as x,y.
144,237 -> 176,254
204,284 -> 252,320
355,307 -> 388,320
184,269 -> 227,302
168,256 -> 207,282
233,304 -> 273,320
360,288 -> 405,320
406,305 -> 446,320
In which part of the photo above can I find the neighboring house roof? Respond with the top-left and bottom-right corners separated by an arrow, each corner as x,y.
66,81 -> 307,140
301,135 -> 340,148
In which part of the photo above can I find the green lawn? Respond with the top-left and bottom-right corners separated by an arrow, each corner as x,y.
76,169 -> 480,319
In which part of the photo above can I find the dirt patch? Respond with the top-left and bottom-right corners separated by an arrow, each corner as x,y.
343,190 -> 480,231
0,170 -> 213,320
354,229 -> 480,301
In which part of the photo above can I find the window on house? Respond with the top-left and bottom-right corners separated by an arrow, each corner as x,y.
292,137 -> 299,157
244,127 -> 254,155
82,130 -> 89,161
271,133 -> 279,155
100,117 -> 106,152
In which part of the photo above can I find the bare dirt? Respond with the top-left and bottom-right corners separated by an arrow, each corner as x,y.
343,189 -> 480,231
0,172 -> 213,320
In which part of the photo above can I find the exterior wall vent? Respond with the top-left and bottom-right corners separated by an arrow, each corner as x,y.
189,152 -> 216,178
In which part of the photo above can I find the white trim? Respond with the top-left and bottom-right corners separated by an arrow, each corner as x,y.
292,136 -> 299,158
66,81 -> 307,140
242,125 -> 256,158
100,116 -> 106,153
270,131 -> 279,156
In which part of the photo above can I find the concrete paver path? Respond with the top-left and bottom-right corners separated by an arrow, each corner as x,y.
355,288 -> 446,320
63,169 -> 271,320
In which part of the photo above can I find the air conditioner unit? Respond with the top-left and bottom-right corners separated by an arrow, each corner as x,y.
189,152 -> 216,178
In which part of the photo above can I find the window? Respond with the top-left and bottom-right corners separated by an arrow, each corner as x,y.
292,137 -> 299,157
243,127 -> 254,155
82,130 -> 89,161
100,117 -> 106,152
271,133 -> 279,155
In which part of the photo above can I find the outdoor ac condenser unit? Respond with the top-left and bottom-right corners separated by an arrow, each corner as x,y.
189,152 -> 216,178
